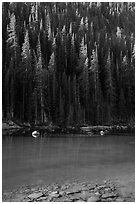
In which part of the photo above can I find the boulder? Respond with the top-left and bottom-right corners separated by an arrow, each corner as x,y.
78,191 -> 99,201
68,194 -> 80,201
66,184 -> 88,194
28,192 -> 43,200
87,195 -> 100,202
49,191 -> 60,198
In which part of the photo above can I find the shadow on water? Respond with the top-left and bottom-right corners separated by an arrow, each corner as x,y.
2,132 -> 135,192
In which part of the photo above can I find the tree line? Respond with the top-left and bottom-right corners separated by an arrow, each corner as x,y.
2,2 -> 135,126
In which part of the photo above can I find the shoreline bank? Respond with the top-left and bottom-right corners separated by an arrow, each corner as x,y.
2,120 -> 135,136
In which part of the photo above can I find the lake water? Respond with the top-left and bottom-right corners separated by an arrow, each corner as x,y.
2,133 -> 135,192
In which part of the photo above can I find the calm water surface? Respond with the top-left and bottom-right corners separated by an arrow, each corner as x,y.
2,133 -> 135,192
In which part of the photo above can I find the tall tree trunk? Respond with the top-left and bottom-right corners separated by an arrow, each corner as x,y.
35,89 -> 37,125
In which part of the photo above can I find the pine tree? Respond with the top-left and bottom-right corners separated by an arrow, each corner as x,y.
2,2 -> 135,125
7,13 -> 18,58
20,29 -> 35,122
6,13 -> 19,119
105,51 -> 114,122
48,51 -> 56,122
90,46 -> 100,123
36,36 -> 46,123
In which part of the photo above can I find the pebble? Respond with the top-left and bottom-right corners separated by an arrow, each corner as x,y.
49,190 -> 58,195
96,184 -> 106,190
104,187 -> 111,192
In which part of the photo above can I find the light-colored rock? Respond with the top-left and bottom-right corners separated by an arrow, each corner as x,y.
59,191 -> 66,196
96,184 -> 107,190
77,190 -> 101,201
86,183 -> 95,190
61,184 -> 69,190
37,196 -> 47,201
49,190 -> 58,195
57,197 -> 73,202
76,199 -> 86,202
68,194 -> 80,201
115,197 -> 125,202
47,197 -> 53,201
66,184 -> 89,194
101,192 -> 118,199
106,197 -> 113,202
49,191 -> 60,198
104,187 -> 111,192
94,191 -> 101,196
87,195 -> 100,202
28,192 -> 43,200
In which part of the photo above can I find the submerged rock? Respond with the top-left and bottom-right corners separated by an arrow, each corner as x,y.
2,179 -> 134,202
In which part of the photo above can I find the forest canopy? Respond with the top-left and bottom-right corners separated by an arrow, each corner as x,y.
2,2 -> 135,126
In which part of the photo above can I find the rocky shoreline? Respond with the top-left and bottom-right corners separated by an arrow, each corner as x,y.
2,120 -> 135,137
2,179 -> 134,202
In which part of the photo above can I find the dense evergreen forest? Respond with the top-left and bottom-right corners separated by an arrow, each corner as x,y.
2,2 -> 135,126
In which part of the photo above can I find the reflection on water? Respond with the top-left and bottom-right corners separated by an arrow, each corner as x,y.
2,133 -> 135,192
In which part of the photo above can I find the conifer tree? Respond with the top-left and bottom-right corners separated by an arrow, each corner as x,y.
21,29 -> 31,121
36,36 -> 46,123
2,2 -> 135,125
6,13 -> 19,119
